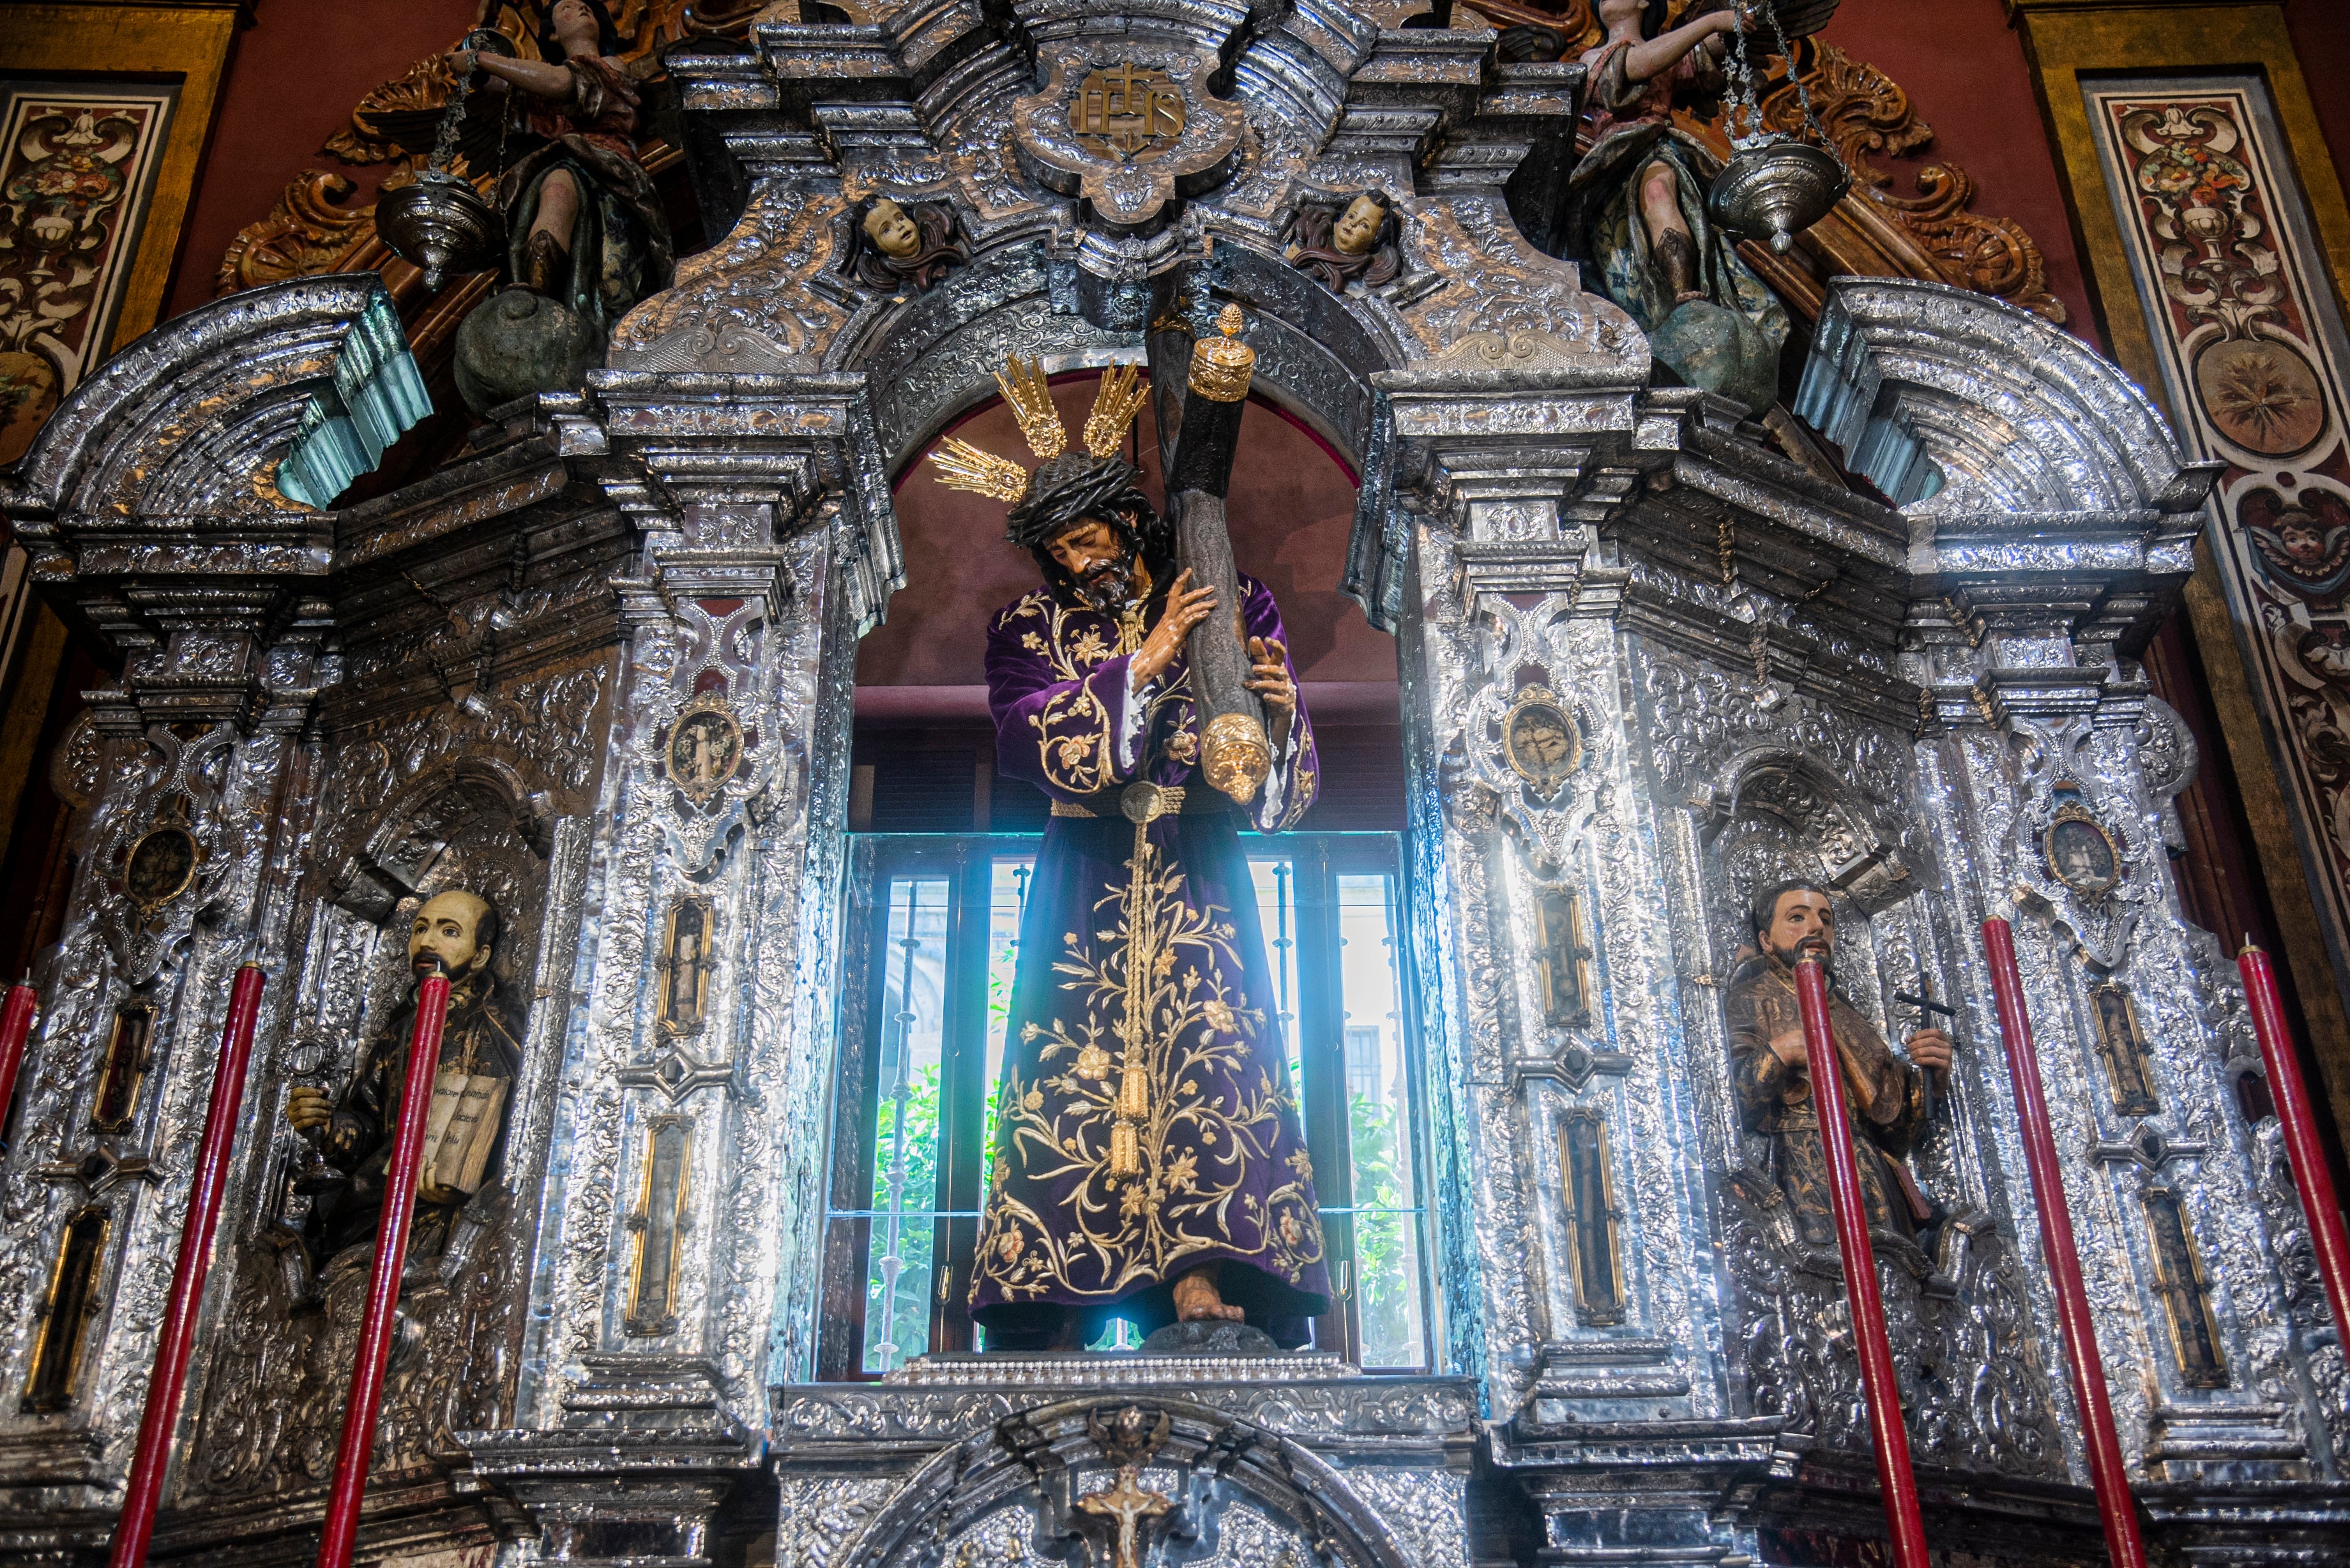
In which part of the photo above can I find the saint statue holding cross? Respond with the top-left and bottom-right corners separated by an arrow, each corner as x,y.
930,345 -> 1330,1351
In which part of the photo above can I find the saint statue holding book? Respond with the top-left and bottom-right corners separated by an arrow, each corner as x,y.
287,889 -> 525,1265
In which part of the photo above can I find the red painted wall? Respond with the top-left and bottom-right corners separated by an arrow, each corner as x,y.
162,0 -> 481,321
1813,0 -> 2097,339
2284,1 -> 2350,253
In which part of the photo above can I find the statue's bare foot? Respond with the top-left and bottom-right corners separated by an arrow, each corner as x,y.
1171,1264 -> 1245,1323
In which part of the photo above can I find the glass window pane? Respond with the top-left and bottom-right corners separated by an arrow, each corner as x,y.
1337,871 -> 1424,1369
982,856 -> 1033,1178
865,875 -> 950,1375
1084,1318 -> 1144,1352
1248,855 -> 1302,1090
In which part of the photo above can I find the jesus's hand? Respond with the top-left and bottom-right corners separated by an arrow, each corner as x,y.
1132,569 -> 1215,686
1245,635 -> 1296,751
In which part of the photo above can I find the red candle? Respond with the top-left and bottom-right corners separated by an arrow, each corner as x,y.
1980,919 -> 2146,1567
1793,955 -> 1930,1568
0,977 -> 40,1162
314,970 -> 451,1568
108,963 -> 266,1568
2236,943 -> 2350,1359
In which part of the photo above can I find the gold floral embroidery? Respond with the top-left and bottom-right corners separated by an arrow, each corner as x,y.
973,840 -> 1326,1302
998,591 -> 1128,684
1031,683 -> 1116,794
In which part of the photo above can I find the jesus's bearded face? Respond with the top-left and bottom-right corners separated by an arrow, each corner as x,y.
1045,516 -> 1144,611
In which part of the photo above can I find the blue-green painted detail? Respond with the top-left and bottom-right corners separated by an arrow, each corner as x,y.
277,289 -> 431,509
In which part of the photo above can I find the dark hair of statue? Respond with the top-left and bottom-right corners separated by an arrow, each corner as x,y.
471,896 -> 503,965
1747,877 -> 1833,944
1004,453 -> 1172,595
541,0 -> 623,59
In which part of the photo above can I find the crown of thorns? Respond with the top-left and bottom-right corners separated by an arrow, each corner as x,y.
926,358 -> 1151,506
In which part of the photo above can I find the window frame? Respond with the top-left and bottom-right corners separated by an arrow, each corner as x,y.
815,830 -> 1432,1377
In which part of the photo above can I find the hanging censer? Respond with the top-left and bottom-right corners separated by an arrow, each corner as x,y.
1705,0 -> 1850,255
376,29 -> 511,291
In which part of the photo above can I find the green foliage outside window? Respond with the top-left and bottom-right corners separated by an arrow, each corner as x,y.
1349,1088 -> 1416,1363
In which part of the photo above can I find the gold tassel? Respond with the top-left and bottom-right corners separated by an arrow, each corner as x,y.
1117,1062 -> 1149,1123
1110,1121 -> 1142,1179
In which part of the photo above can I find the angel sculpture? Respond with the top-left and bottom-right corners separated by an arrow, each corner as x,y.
448,0 -> 674,334
1284,192 -> 1404,294
1559,0 -> 1798,412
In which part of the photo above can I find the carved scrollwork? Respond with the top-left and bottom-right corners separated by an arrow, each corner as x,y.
2005,719 -> 2156,968
315,665 -> 609,879
92,723 -> 248,981
215,172 -> 377,298
1677,41 -> 2069,325
819,1392 -> 1441,1568
1722,1196 -> 2064,1475
47,710 -> 109,811
642,600 -> 780,868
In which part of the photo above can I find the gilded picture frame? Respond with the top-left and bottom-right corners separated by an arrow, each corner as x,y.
1,4 -> 241,451
123,822 -> 199,918
2043,798 -> 2123,898
656,896 -> 716,1037
663,692 -> 744,805
1501,686 -> 1582,801
89,1000 -> 156,1134
625,1113 -> 692,1338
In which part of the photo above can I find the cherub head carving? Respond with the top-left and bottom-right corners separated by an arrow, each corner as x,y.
1285,191 -> 1402,293
842,194 -> 968,293
862,197 -> 921,259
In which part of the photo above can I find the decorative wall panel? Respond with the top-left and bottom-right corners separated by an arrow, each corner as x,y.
0,81 -> 177,465
2086,76 -> 2350,1012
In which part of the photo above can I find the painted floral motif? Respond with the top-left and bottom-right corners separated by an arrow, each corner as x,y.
0,92 -> 172,465
2096,86 -> 2350,969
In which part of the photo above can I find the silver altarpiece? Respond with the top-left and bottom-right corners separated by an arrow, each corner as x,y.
0,3 -> 2342,1565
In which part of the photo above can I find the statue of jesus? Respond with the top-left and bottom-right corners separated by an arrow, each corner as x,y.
930,358 -> 1330,1351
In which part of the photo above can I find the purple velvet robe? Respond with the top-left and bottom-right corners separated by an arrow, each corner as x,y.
969,572 -> 1330,1337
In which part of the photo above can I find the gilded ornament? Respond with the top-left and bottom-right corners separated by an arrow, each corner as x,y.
1200,709 -> 1272,805
1501,687 -> 1582,799
1082,361 -> 1149,460
656,897 -> 716,1036
2043,793 -> 2121,898
664,692 -> 745,805
928,437 -> 1031,503
994,354 -> 1068,462
927,358 -> 1154,503
123,817 -> 200,919
1186,304 -> 1255,403
1068,64 -> 1186,159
